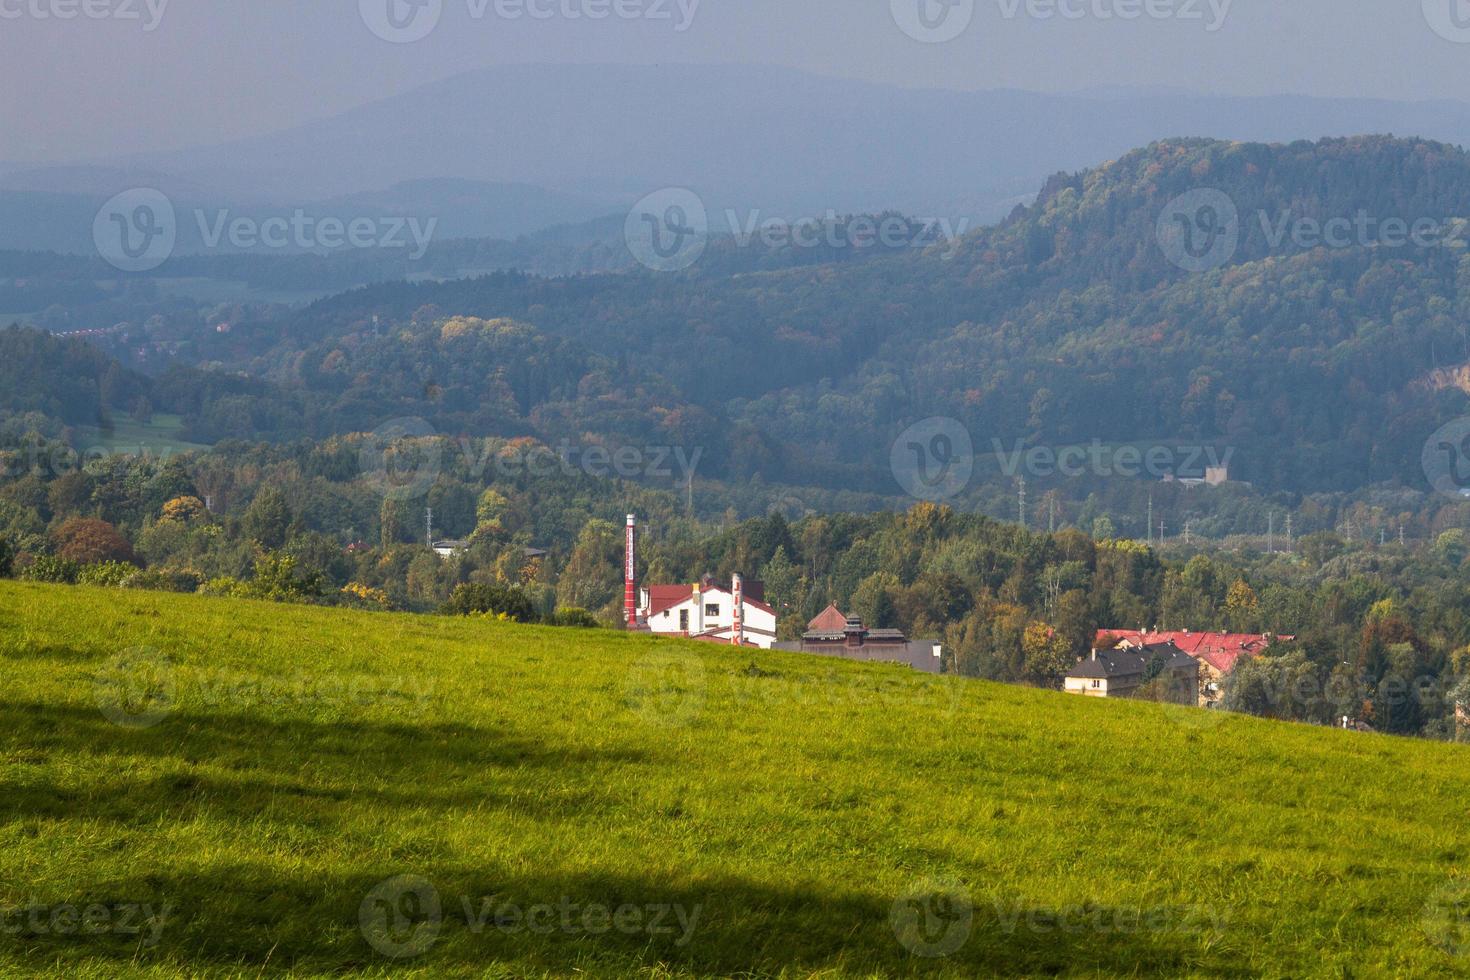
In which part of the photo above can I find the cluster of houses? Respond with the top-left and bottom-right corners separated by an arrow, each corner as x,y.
622,515 -> 1287,704
623,516 -> 942,669
1064,630 -> 1291,707
632,573 -> 943,672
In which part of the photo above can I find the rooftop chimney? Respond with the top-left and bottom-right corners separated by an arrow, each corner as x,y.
732,574 -> 744,646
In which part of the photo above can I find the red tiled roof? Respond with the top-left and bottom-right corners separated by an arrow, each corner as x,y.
645,585 -> 696,618
807,604 -> 848,632
1095,630 -> 1294,674
644,584 -> 776,618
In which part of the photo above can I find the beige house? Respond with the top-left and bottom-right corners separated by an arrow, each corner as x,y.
1064,642 -> 1199,705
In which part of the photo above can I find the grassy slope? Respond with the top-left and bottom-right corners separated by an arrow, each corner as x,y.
1,581 -> 1468,978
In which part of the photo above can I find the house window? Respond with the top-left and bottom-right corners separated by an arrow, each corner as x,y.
1091,680 -> 1100,689
705,604 -> 720,618
679,609 -> 689,631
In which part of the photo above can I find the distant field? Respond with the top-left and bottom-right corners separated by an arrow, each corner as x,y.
73,414 -> 210,457
1,580 -> 1469,977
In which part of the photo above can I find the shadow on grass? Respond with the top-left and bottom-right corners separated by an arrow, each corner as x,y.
0,861 -> 1250,977
0,698 -> 646,823
0,699 -> 1249,976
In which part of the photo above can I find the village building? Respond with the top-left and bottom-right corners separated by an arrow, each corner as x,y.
772,605 -> 943,674
1096,630 -> 1293,707
638,573 -> 779,648
1063,641 -> 1200,704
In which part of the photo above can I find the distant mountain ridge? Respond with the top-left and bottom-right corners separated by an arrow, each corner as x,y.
11,66 -> 1470,256
70,65 -> 1470,219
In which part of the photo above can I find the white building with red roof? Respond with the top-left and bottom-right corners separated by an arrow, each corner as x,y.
638,574 -> 778,648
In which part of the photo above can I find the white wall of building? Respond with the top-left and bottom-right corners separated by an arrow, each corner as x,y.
643,587 -> 777,648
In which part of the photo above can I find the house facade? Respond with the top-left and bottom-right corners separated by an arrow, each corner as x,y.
638,574 -> 778,648
1064,642 -> 1200,704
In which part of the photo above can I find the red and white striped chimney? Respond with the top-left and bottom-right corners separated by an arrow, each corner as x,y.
731,573 -> 744,646
624,514 -> 637,629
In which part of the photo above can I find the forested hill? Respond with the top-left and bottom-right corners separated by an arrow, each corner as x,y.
251,136 -> 1466,495
21,137 -> 1470,498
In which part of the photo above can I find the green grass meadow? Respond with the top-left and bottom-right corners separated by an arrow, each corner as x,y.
2,580 -> 1470,977
73,415 -> 210,457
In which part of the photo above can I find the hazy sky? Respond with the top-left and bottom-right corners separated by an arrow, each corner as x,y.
2,0 -> 1465,162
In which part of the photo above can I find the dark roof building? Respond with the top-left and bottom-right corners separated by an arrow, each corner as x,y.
1064,641 -> 1200,704
773,611 -> 943,674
